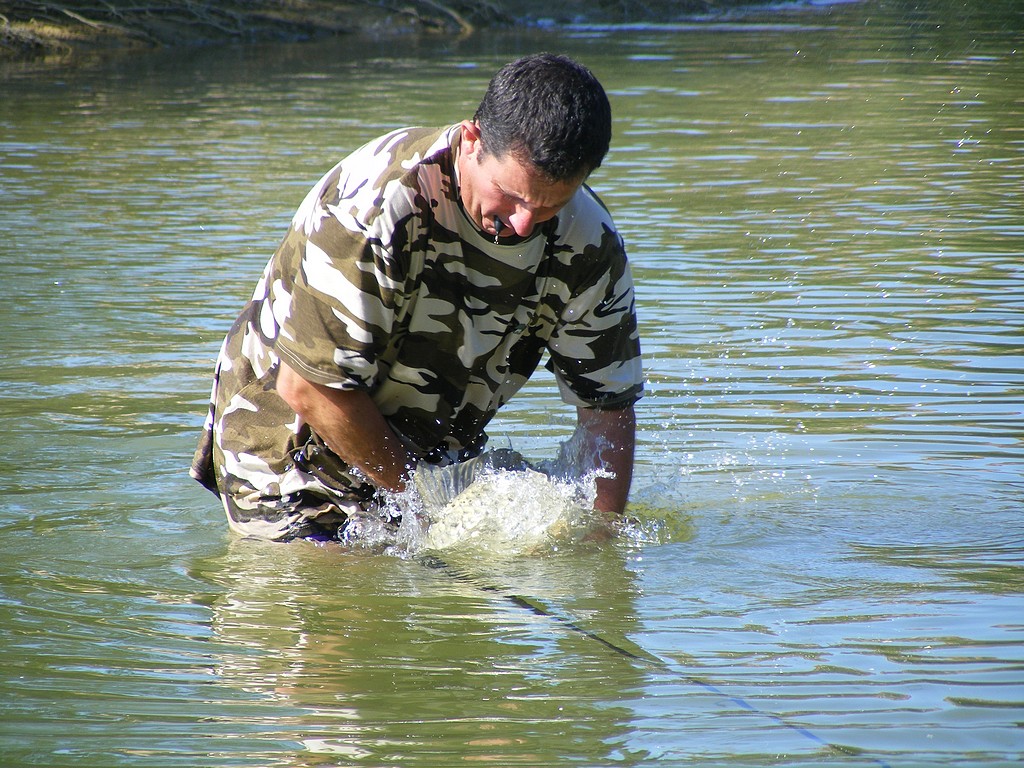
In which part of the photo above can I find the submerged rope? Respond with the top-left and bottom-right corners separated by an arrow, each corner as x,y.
419,555 -> 893,768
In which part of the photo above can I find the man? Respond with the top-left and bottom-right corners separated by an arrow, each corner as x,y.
191,53 -> 643,542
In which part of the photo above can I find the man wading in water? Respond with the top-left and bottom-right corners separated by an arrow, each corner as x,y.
191,53 -> 644,542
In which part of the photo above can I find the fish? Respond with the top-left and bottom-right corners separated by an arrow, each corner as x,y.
412,449 -> 593,553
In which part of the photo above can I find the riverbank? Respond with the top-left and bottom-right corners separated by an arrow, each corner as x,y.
1,0 -> 776,63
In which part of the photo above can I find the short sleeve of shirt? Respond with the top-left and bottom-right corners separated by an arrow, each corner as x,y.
544,199 -> 644,409
266,130 -> 436,391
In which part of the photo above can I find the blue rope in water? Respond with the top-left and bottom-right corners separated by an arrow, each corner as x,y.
421,556 -> 893,768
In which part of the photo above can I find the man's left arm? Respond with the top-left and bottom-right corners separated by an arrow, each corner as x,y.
575,404 -> 636,518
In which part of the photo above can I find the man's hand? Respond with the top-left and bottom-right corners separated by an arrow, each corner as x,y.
276,362 -> 416,492
575,405 -> 636,518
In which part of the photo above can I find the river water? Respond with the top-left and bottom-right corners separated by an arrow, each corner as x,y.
1,0 -> 1022,765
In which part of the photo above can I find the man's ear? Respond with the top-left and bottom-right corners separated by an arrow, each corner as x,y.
459,119 -> 482,158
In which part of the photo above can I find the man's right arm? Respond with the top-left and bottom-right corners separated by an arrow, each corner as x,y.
276,362 -> 416,493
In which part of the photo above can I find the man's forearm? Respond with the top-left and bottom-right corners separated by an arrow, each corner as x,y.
276,362 -> 416,492
576,405 -> 636,517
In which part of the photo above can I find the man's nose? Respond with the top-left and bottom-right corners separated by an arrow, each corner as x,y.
507,207 -> 537,237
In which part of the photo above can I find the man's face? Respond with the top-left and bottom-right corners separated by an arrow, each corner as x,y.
457,120 -> 582,240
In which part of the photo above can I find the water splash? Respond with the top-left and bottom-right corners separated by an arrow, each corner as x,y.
410,466 -> 597,554
373,432 -> 619,557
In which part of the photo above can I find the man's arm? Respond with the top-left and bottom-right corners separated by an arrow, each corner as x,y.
575,404 -> 636,518
276,362 -> 416,492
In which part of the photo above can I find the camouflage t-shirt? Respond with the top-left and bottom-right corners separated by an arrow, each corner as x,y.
191,125 -> 643,532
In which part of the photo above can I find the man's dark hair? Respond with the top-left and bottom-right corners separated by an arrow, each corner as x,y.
473,53 -> 612,182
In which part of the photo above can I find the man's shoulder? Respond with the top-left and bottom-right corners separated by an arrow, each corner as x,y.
554,183 -> 623,251
348,125 -> 455,179
339,125 -> 456,211
291,126 -> 454,234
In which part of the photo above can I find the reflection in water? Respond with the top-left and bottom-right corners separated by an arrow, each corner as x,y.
196,539 -> 648,764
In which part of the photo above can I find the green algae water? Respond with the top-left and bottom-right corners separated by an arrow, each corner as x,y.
1,1 -> 1022,765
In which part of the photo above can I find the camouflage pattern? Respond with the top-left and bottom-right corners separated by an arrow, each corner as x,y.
191,125 -> 643,540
